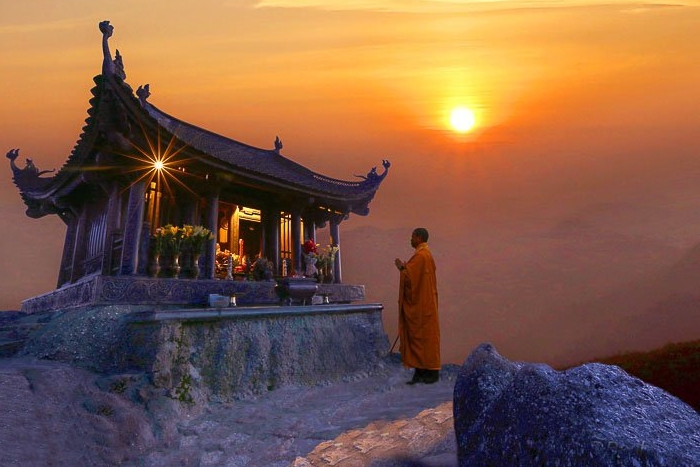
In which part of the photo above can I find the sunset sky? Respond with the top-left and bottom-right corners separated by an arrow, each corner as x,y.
2,1 -> 700,364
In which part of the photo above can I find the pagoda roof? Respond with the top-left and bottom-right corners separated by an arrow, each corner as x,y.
141,100 -> 389,201
8,21 -> 389,221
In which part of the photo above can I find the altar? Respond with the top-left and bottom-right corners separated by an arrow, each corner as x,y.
20,275 -> 366,314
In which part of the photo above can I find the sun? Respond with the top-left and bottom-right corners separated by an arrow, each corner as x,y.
449,107 -> 476,133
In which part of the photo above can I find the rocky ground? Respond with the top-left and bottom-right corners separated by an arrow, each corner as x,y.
0,355 -> 461,467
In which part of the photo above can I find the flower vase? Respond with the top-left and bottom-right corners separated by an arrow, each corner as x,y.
172,254 -> 181,278
159,253 -> 181,278
191,253 -> 201,279
304,254 -> 318,278
324,263 -> 335,283
148,254 -> 160,278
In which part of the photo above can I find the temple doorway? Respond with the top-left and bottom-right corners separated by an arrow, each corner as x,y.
217,203 -> 261,263
238,212 -> 261,262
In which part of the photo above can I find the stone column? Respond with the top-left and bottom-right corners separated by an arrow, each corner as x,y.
120,179 -> 147,275
182,196 -> 197,225
260,208 -> 269,260
304,220 -> 316,244
57,214 -> 78,287
330,220 -> 342,283
292,212 -> 302,274
261,207 -> 280,265
204,192 -> 219,279
70,209 -> 89,281
100,183 -> 121,275
270,212 -> 280,275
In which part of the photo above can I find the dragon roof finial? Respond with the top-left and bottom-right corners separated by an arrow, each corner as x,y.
99,20 -> 115,76
354,159 -> 391,184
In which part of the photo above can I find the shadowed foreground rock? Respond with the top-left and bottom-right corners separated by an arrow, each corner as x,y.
453,343 -> 700,467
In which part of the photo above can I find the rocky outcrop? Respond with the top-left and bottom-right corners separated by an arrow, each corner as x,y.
453,343 -> 700,467
0,358 -> 157,467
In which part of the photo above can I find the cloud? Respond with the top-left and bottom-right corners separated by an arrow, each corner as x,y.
252,0 -> 694,14
0,17 -> 92,35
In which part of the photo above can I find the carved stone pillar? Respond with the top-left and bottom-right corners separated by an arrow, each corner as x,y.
57,214 -> 79,287
291,212 -> 302,274
71,208 -> 89,281
100,183 -> 121,275
204,192 -> 219,279
304,220 -> 316,244
120,179 -> 146,275
270,211 -> 280,275
260,208 -> 268,260
261,208 -> 280,268
330,220 -> 342,284
182,196 -> 197,225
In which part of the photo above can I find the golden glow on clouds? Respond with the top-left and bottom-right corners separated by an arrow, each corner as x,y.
0,0 -> 699,171
253,0 -> 693,12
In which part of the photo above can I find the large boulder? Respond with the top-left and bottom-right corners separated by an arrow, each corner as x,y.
453,343 -> 700,467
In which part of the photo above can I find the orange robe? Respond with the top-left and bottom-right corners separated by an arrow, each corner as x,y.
398,242 -> 441,370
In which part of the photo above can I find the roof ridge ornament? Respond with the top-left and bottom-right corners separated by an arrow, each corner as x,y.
99,20 -> 115,76
137,84 -> 151,104
113,49 -> 126,80
274,136 -> 283,154
6,148 -> 56,195
7,148 -> 55,177
355,159 -> 391,184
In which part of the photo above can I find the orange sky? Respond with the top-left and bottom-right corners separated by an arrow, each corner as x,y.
1,1 -> 700,362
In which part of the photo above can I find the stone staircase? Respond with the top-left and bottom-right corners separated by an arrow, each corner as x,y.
0,311 -> 52,358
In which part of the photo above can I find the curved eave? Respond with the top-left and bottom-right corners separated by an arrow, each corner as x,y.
10,76 -> 108,218
142,101 -> 387,202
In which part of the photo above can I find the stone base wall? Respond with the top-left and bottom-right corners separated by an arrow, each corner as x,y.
21,303 -> 389,401
20,275 -> 366,313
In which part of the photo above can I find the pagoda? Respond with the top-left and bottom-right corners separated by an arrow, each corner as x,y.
8,21 -> 389,313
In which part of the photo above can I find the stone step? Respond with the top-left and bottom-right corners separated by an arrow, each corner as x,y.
0,323 -> 45,340
0,315 -> 47,358
0,330 -> 16,341
0,340 -> 24,358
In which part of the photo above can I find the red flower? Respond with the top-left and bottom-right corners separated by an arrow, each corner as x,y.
302,239 -> 317,255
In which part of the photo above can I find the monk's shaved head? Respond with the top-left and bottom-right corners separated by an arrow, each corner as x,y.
412,228 -> 429,242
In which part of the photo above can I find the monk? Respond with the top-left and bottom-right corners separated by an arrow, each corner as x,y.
394,227 -> 441,384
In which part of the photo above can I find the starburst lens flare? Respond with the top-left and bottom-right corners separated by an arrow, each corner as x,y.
118,126 -> 196,197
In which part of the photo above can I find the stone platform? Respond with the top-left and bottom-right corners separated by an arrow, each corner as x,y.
20,275 -> 366,313
19,303 -> 390,401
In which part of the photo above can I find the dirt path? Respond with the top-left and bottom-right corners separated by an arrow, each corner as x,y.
0,357 -> 460,467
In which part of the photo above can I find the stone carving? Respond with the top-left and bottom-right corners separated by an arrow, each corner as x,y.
136,84 -> 151,103
98,20 -> 126,80
99,20 -> 115,76
113,49 -> 126,80
453,343 -> 700,467
355,159 -> 390,183
274,135 -> 283,154
6,149 -> 55,192
7,149 -> 54,177
20,275 -> 365,313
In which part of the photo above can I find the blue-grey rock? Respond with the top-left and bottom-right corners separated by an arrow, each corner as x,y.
453,343 -> 700,467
